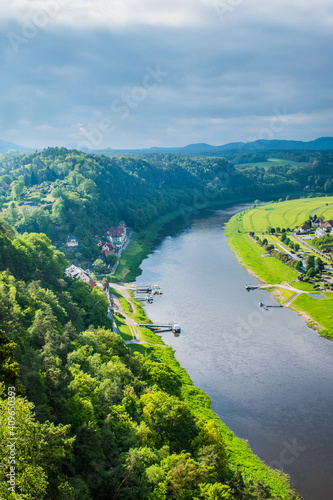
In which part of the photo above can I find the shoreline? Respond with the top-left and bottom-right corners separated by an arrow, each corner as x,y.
113,191 -> 310,282
109,281 -> 296,498
109,202 -> 300,498
231,243 -> 324,332
114,198 -> 244,281
225,205 -> 333,340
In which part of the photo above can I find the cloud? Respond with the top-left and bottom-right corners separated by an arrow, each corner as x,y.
1,0 -> 212,28
0,0 -> 332,148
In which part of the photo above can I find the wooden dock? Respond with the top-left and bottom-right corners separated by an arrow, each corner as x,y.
245,284 -> 260,291
138,323 -> 181,334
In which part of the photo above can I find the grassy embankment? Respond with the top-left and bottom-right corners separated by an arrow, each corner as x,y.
111,287 -> 296,498
225,197 -> 333,339
114,193 -> 309,282
108,194 -> 332,496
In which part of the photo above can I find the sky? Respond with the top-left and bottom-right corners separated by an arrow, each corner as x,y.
1,0 -> 333,149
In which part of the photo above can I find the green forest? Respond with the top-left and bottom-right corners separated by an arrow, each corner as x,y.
1,147 -> 333,499
0,219 -> 296,499
0,148 -> 332,260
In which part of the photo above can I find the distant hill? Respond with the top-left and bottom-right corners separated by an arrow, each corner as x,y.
82,136 -> 333,156
0,139 -> 34,154
3,136 -> 333,156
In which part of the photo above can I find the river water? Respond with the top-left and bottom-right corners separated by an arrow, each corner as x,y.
137,205 -> 333,500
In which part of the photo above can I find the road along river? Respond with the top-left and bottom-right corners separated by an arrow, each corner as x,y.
137,205 -> 333,500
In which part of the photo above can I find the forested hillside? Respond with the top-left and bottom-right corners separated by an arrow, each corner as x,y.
0,148 -> 332,260
1,147 -> 332,498
0,220 -> 297,499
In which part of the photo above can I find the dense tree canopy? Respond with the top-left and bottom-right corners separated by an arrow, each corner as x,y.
0,148 -> 332,260
0,220 -> 296,499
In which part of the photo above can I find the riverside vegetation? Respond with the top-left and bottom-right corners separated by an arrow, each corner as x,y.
1,147 -> 333,499
226,197 -> 333,339
0,221 -> 297,499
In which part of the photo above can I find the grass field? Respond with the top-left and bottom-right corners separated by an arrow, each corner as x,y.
227,197 -> 333,339
291,282 -> 318,291
239,158 -> 308,169
293,293 -> 333,340
226,231 -> 299,284
241,196 -> 333,233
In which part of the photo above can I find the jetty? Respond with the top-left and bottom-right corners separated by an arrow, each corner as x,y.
259,302 -> 283,310
135,284 -> 162,295
138,322 -> 181,334
245,284 -> 260,291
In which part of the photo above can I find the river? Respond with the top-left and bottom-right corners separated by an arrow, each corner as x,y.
136,205 -> 333,500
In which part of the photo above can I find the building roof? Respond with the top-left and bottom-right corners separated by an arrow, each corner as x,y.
102,241 -> 115,249
320,221 -> 332,228
66,235 -> 78,241
65,264 -> 90,282
105,224 -> 126,237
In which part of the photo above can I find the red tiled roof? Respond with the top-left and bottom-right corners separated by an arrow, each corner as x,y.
105,225 -> 125,237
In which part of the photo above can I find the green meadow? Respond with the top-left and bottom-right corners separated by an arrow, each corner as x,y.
292,293 -> 333,340
241,196 -> 333,233
226,228 -> 299,284
226,197 -> 333,339
239,158 -> 308,169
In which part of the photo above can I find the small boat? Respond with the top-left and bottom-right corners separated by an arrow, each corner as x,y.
146,294 -> 154,303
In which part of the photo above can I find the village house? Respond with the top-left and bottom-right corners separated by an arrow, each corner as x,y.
66,235 -> 79,247
101,241 -> 115,256
65,265 -> 97,288
315,227 -> 326,238
319,221 -> 333,231
105,221 -> 126,247
299,226 -> 311,234
65,264 -> 90,282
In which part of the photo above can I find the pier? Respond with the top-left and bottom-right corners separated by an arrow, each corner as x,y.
259,302 -> 283,310
245,284 -> 260,291
135,284 -> 162,295
138,322 -> 181,334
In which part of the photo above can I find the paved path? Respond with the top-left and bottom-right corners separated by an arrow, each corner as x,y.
259,282 -> 313,307
260,283 -> 305,293
109,282 -> 141,341
292,232 -> 332,263
309,203 -> 333,218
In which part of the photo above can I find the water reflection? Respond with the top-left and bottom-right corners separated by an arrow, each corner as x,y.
138,207 -> 333,500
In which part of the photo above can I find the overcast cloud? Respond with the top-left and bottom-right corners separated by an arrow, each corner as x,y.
1,0 -> 332,149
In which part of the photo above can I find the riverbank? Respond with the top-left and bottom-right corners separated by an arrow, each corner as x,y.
108,201 -> 303,498
113,192 -> 308,282
109,282 -> 297,498
113,198 -> 241,281
225,200 -> 333,340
